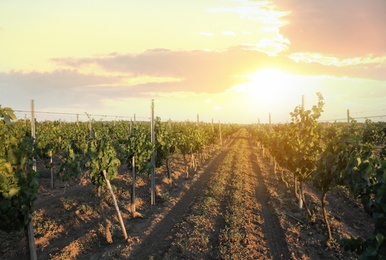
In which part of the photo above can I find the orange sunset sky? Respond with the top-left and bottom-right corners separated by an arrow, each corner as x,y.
1,0 -> 385,123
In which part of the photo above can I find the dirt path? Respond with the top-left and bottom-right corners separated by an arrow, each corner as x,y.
151,132 -> 292,259
248,139 -> 292,259
125,135 -> 238,259
126,146 -> 232,259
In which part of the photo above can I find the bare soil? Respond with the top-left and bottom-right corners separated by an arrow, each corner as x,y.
0,130 -> 373,259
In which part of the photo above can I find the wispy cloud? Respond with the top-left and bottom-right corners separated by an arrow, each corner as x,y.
207,0 -> 289,56
13,47 -> 386,101
52,48 -> 270,93
208,1 -> 288,25
222,31 -> 236,36
199,31 -> 215,37
289,53 -> 386,67
243,35 -> 290,56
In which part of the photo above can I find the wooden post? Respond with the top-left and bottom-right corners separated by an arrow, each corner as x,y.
299,94 -> 305,209
150,100 -> 156,205
31,100 -> 36,172
88,119 -> 92,138
131,157 -> 136,214
76,114 -> 79,126
347,109 -> 350,123
219,120 -> 223,147
299,185 -> 303,209
134,113 -> 136,124
29,99 -> 37,260
196,114 -> 199,127
102,170 -> 128,240
50,150 -> 54,189
211,118 -> 214,132
269,113 -> 271,125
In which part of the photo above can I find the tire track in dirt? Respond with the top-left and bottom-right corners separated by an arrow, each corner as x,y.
208,152 -> 238,258
163,140 -> 239,259
203,141 -> 241,259
249,139 -> 292,259
127,140 -> 235,259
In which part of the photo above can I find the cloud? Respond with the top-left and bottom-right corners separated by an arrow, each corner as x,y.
2,46 -> 386,116
288,53 -> 386,67
206,0 -> 290,56
52,48 -> 277,93
200,32 -> 215,37
50,46 -> 386,89
243,35 -> 290,56
222,31 -> 236,36
208,2 -> 288,25
277,0 -> 386,56
0,70 -> 119,109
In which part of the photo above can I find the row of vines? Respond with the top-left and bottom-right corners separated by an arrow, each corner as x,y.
0,105 -> 237,258
248,93 -> 386,259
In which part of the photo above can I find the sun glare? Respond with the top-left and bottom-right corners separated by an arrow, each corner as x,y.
251,68 -> 301,108
229,68 -> 302,112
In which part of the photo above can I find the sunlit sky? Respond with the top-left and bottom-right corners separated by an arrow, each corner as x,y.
1,0 -> 386,123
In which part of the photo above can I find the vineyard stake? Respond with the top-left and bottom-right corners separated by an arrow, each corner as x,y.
102,170 -> 128,240
29,99 -> 37,260
298,94 -> 305,209
50,150 -> 54,189
269,113 -> 271,125
150,99 -> 156,205
347,109 -> 350,123
131,156 -> 136,214
219,120 -> 223,147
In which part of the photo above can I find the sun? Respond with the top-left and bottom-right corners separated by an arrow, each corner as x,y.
228,68 -> 302,112
246,68 -> 293,94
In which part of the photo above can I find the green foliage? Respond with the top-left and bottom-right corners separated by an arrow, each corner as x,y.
0,106 -> 38,232
342,151 -> 386,258
313,124 -> 357,194
0,167 -> 38,232
126,124 -> 155,174
85,133 -> 120,186
247,95 -> 386,258
58,138 -> 83,181
340,121 -> 386,258
0,105 -> 17,128
175,123 -> 195,156
0,159 -> 20,199
289,92 -> 324,182
249,93 -> 324,185
154,118 -> 177,168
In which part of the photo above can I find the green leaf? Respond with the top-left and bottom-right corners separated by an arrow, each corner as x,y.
6,187 -> 20,198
